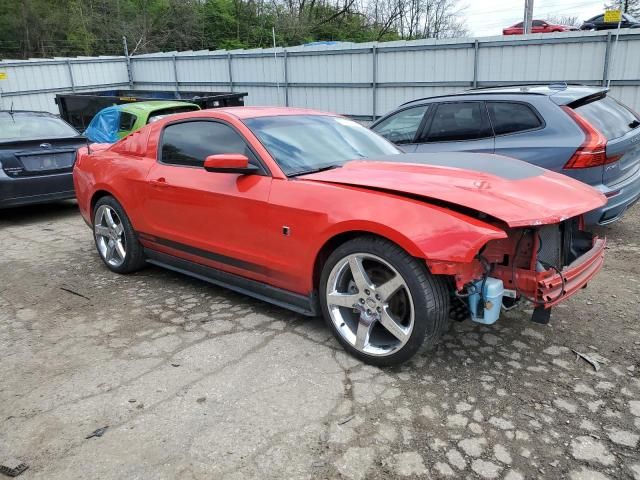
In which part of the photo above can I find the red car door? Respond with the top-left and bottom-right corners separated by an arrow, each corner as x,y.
142,120 -> 273,282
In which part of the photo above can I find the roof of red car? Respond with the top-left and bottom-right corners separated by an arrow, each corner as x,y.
214,106 -> 339,119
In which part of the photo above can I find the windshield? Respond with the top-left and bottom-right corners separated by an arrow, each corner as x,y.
243,115 -> 400,176
0,112 -> 79,142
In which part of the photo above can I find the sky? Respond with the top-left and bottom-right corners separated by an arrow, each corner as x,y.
463,0 -> 607,37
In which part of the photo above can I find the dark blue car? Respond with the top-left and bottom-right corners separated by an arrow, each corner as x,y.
0,111 -> 85,208
371,85 -> 640,225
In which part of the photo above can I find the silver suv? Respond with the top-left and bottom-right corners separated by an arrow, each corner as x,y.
371,85 -> 640,225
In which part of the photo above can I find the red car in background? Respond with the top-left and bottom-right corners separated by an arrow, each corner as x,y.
503,19 -> 579,35
73,107 -> 606,365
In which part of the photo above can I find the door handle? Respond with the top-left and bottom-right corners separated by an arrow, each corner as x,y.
150,177 -> 167,187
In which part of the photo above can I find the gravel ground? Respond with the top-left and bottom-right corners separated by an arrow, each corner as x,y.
1,200 -> 639,480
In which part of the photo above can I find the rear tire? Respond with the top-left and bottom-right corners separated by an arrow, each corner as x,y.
319,235 -> 449,366
93,196 -> 146,274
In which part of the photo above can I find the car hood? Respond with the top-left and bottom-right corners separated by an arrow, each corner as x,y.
299,153 -> 606,228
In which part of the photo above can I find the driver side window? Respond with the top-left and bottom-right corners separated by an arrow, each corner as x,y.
160,121 -> 258,168
372,105 -> 428,144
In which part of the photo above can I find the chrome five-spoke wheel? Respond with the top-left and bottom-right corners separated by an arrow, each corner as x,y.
94,204 -> 126,268
326,253 -> 414,357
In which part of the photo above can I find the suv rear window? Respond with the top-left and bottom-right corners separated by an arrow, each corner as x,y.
575,96 -> 640,140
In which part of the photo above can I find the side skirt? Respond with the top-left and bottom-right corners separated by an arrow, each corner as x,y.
144,248 -> 319,317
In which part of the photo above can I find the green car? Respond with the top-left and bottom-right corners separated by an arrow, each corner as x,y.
85,101 -> 200,143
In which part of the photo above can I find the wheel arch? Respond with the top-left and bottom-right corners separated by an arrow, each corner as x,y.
310,214 -> 507,294
311,228 -> 428,293
90,188 -> 121,222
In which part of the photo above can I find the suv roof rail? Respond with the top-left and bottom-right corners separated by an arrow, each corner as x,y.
548,81 -> 568,90
398,83 -> 593,107
398,88 -> 546,107
466,82 -> 587,91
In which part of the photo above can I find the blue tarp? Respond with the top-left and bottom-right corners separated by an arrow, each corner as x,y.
84,105 -> 122,143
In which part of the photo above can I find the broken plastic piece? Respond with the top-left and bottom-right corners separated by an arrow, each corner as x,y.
85,426 -> 108,439
572,350 -> 600,371
0,459 -> 29,477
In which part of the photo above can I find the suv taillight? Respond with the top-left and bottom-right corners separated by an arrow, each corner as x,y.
562,106 -> 618,169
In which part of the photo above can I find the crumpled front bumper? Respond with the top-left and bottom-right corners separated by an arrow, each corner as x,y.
536,237 -> 606,308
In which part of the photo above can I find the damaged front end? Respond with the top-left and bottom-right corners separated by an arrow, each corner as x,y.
428,217 -> 606,325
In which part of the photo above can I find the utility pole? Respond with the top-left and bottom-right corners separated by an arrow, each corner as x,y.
122,36 -> 133,90
523,0 -> 534,34
608,0 -> 625,88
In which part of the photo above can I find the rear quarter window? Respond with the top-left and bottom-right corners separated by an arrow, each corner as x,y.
487,102 -> 543,135
574,96 -> 640,140
119,112 -> 137,131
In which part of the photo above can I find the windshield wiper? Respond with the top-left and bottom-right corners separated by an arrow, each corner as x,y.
289,164 -> 342,177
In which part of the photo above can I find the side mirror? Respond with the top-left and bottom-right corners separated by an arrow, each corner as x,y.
203,154 -> 258,174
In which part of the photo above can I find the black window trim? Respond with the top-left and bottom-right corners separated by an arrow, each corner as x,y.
485,100 -> 546,138
157,118 -> 271,176
418,100 -> 493,144
372,104 -> 431,145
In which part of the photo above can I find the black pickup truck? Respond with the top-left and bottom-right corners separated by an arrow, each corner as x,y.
55,89 -> 247,131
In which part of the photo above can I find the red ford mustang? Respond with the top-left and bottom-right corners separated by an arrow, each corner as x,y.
74,107 -> 606,365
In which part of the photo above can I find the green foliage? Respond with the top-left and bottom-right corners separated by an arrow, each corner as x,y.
0,0 -> 459,59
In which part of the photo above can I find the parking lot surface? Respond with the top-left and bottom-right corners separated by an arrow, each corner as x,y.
1,201 -> 639,479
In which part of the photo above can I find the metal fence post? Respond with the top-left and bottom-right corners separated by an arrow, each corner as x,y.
227,53 -> 234,92
66,60 -> 76,92
372,45 -> 377,121
473,40 -> 479,88
283,49 -> 289,106
602,31 -> 613,87
122,36 -> 133,89
172,55 -> 179,92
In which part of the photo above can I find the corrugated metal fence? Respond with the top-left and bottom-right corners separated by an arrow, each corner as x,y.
0,56 -> 130,112
2,30 -> 640,119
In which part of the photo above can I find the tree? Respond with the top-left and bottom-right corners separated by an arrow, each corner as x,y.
544,14 -> 580,27
0,0 -> 468,59
605,0 -> 640,17
366,0 -> 467,41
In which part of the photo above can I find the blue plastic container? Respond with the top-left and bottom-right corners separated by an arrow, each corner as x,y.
468,277 -> 504,325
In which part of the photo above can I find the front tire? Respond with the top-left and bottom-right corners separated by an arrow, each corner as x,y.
93,196 -> 146,274
319,236 -> 449,366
